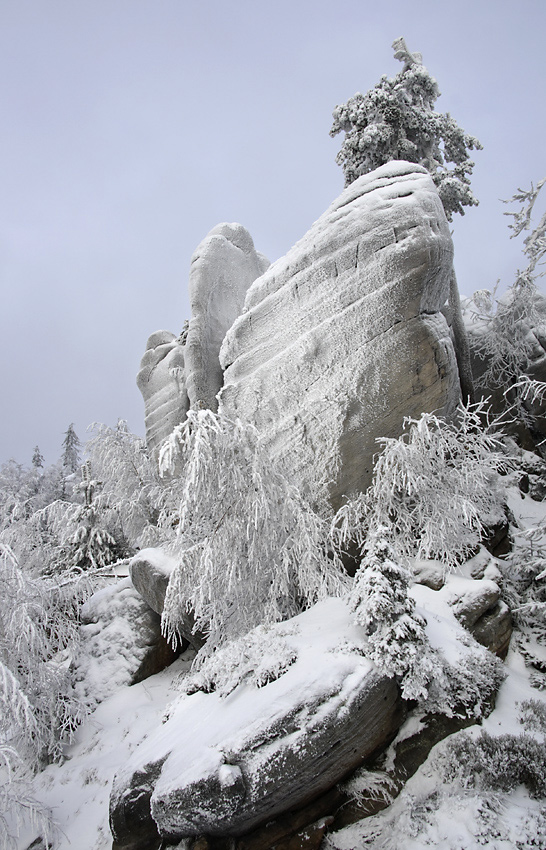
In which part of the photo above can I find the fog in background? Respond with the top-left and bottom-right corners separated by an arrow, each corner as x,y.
1,0 -> 545,464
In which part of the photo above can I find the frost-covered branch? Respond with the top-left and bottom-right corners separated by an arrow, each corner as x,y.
335,402 -> 508,571
469,179 -> 546,412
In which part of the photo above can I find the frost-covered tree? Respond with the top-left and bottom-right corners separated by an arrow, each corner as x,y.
0,543 -> 86,846
469,179 -> 546,420
61,461 -> 124,571
348,525 -> 432,700
61,423 -> 81,474
331,38 -> 479,400
330,37 -> 482,221
31,446 -> 44,469
335,402 -> 508,572
85,420 -> 166,550
158,410 -> 349,655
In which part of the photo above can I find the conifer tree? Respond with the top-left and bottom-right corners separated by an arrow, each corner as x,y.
330,37 -> 482,221
61,424 -> 81,475
31,446 -> 44,469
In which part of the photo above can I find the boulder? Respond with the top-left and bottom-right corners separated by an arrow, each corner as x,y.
72,578 -> 178,708
446,575 -> 512,658
129,548 -> 177,615
185,223 -> 270,412
137,330 -> 189,460
110,600 -> 404,846
129,548 -> 205,651
219,162 -> 461,508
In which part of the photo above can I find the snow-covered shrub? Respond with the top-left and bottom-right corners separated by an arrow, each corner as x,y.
0,744 -> 52,850
158,410 -> 349,654
330,37 -> 481,220
326,755 -> 546,850
180,623 -> 298,697
442,730 -> 546,799
0,544 -> 85,765
520,698 -> 546,734
423,633 -> 504,720
469,179 -> 546,419
505,524 -> 546,636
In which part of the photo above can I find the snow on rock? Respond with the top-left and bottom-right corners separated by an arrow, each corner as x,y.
129,547 -> 177,615
72,578 -> 178,708
109,599 -> 403,845
137,329 -> 189,459
129,547 -> 205,651
184,222 -> 270,412
219,161 -> 461,508
14,655 -> 194,850
418,564 -> 512,659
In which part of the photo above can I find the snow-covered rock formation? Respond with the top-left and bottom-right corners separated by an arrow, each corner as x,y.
219,161 -> 461,507
109,600 -> 403,847
71,578 -> 178,708
137,224 -> 268,457
185,222 -> 270,412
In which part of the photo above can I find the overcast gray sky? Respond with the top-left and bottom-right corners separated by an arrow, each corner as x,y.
1,0 -> 545,465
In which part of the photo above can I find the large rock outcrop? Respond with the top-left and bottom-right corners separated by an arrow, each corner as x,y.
109,600 -> 403,846
219,161 -> 461,508
137,224 -> 269,457
184,222 -> 270,412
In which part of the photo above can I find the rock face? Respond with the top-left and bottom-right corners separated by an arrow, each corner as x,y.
448,576 -> 512,658
184,223 -> 270,412
219,161 -> 461,508
109,600 -> 403,846
137,330 -> 189,460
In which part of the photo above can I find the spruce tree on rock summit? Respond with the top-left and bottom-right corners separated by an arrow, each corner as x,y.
330,37 -> 482,221
331,38 -> 480,402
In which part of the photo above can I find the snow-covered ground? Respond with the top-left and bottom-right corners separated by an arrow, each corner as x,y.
8,485 -> 546,850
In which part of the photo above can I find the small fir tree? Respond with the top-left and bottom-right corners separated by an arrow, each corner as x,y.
348,525 -> 432,700
61,424 -> 81,475
62,461 -> 122,570
31,446 -> 44,469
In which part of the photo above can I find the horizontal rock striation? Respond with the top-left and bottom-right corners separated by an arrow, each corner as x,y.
137,330 -> 189,460
219,161 -> 461,507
